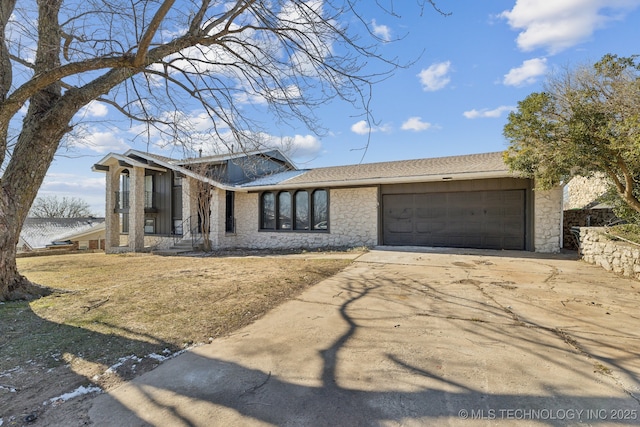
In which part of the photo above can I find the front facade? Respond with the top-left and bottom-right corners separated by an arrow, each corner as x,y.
93,150 -> 563,254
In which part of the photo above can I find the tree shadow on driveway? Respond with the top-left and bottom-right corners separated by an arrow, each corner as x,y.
87,262 -> 640,426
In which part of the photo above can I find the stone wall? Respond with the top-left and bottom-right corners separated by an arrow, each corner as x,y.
534,187 -> 563,253
580,227 -> 640,279
563,208 -> 617,250
217,187 -> 379,250
565,174 -> 609,209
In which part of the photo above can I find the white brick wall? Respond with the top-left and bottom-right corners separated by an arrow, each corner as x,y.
213,187 -> 379,250
534,187 -> 563,253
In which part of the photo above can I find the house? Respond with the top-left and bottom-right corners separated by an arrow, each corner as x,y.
18,217 -> 106,252
62,222 -> 106,250
92,149 -> 564,254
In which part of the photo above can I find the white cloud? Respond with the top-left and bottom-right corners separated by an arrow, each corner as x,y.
84,131 -> 130,153
500,0 -> 640,54
66,129 -> 130,153
417,61 -> 452,92
351,120 -> 371,135
463,106 -> 515,119
401,117 -> 432,132
79,101 -> 109,118
40,173 -> 105,193
503,57 -> 548,86
350,120 -> 391,135
272,134 -> 322,159
371,19 -> 391,41
38,173 -> 106,215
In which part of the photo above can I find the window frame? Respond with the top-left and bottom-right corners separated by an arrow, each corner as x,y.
259,189 -> 329,232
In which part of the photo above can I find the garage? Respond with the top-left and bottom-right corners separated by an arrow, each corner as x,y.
382,180 -> 531,250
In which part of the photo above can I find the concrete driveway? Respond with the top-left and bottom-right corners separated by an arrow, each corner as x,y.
88,248 -> 640,426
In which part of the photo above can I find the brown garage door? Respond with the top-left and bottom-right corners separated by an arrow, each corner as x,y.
383,190 -> 526,250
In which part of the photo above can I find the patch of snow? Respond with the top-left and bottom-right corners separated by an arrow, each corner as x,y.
45,385 -> 102,405
1,416 -> 3,426
105,355 -> 142,374
0,385 -> 16,393
148,353 -> 169,362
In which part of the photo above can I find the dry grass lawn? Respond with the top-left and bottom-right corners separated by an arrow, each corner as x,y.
1,252 -> 354,424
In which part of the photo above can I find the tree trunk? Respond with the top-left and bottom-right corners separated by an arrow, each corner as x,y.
0,196 -> 52,300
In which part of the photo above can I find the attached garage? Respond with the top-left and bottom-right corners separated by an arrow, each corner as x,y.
382,178 -> 533,251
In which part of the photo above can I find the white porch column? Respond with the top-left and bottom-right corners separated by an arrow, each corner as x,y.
129,166 -> 145,251
104,166 -> 121,253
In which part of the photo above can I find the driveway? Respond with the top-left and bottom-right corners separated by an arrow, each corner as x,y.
88,248 -> 640,426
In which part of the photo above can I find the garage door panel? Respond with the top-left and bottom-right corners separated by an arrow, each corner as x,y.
383,190 -> 526,250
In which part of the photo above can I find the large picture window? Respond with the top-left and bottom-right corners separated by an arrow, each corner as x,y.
260,189 -> 328,232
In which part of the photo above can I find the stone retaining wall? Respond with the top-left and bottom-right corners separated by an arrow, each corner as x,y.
563,208 -> 616,250
579,227 -> 640,280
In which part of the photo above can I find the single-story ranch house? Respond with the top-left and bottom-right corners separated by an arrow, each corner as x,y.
92,149 -> 563,254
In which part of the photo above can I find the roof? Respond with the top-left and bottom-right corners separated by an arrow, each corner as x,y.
59,222 -> 106,241
239,151 -> 515,191
93,148 -> 297,190
93,149 -> 517,191
19,217 -> 106,249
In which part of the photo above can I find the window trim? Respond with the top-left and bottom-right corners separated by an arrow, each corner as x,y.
259,189 -> 329,232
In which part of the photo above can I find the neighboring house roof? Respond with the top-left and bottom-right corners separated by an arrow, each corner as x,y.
58,222 -> 106,241
239,151 -> 515,191
19,217 -> 106,249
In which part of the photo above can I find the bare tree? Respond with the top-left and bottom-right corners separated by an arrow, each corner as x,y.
0,1 -> 444,300
29,195 -> 94,218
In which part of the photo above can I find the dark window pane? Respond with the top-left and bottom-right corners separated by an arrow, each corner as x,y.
312,190 -> 328,230
225,191 -> 235,232
261,192 -> 275,229
294,191 -> 309,230
277,192 -> 292,230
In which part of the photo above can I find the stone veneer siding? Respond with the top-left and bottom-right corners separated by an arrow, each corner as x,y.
215,187 -> 379,250
534,187 -> 563,253
565,174 -> 609,209
580,227 -> 640,279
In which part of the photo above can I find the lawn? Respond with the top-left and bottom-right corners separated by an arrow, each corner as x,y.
1,252 -> 353,423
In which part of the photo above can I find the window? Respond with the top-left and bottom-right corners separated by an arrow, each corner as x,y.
144,218 -> 155,234
277,191 -> 292,229
294,191 -> 309,230
261,192 -> 275,229
312,190 -> 328,230
260,189 -> 328,232
121,213 -> 129,233
144,175 -> 153,208
225,191 -> 235,233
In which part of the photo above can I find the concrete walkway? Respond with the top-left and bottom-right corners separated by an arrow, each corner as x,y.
88,249 -> 640,426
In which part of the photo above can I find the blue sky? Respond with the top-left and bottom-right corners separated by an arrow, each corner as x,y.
37,0 -> 640,214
